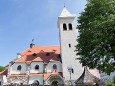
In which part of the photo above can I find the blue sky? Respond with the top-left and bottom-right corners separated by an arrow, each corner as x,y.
0,0 -> 87,66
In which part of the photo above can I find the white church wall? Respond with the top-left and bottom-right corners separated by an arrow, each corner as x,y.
30,62 -> 43,73
3,75 -> 7,85
10,63 -> 26,74
29,76 -> 43,85
47,61 -> 62,72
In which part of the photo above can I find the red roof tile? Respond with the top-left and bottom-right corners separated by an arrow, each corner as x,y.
29,73 -> 43,76
0,70 -> 8,75
50,57 -> 60,62
15,46 -> 60,63
32,57 -> 43,62
10,74 -> 26,76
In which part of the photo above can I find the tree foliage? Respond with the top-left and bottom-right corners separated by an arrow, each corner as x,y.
0,66 -> 5,72
76,0 -> 115,74
106,81 -> 115,86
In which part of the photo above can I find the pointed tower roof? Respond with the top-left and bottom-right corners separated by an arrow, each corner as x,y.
59,7 -> 75,18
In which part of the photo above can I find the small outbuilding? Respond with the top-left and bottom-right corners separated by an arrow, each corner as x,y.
75,67 -> 100,86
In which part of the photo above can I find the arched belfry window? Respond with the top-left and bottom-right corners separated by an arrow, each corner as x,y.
68,23 -> 72,30
17,65 -> 21,71
35,65 -> 39,70
53,64 -> 57,70
63,23 -> 67,30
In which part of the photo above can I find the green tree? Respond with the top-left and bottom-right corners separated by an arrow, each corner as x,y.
75,0 -> 115,74
0,66 -> 5,72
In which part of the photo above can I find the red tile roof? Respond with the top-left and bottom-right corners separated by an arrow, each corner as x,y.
29,73 -> 43,76
0,70 -> 8,75
10,74 -> 26,76
29,71 -> 63,80
15,46 -> 60,63
32,57 -> 43,62
50,57 -> 60,62
44,71 -> 63,80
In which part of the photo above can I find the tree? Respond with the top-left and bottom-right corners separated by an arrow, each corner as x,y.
75,0 -> 115,74
0,66 -> 5,72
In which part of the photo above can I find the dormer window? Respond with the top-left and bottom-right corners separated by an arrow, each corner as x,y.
46,53 -> 50,56
63,23 -> 67,30
68,23 -> 72,30
17,65 -> 21,71
32,53 -> 37,56
53,64 -> 57,70
35,65 -> 39,70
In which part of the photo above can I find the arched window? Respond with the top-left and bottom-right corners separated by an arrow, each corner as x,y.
17,65 -> 21,71
33,80 -> 39,85
63,23 -> 67,30
68,23 -> 72,30
35,65 -> 39,70
53,64 -> 57,70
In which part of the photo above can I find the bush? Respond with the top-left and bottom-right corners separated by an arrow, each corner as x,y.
106,81 -> 115,86
113,76 -> 115,83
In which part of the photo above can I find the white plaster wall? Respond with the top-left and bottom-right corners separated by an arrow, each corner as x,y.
3,75 -> 7,85
30,62 -> 43,73
10,63 -> 27,74
58,17 -> 83,81
29,76 -> 43,85
47,61 -> 62,72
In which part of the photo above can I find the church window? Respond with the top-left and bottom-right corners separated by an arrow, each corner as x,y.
68,23 -> 72,30
35,65 -> 39,70
69,44 -> 71,47
63,23 -> 67,30
53,64 -> 57,70
72,69 -> 74,73
17,65 -> 21,71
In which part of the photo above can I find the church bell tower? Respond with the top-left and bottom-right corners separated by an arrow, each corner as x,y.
58,7 -> 83,85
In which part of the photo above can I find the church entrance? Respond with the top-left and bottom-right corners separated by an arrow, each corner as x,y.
51,81 -> 58,86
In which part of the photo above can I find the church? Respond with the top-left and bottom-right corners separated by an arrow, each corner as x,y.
0,7 -> 100,86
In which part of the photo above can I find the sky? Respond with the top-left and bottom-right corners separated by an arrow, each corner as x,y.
0,0 -> 87,66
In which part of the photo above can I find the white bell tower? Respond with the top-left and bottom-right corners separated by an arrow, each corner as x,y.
58,7 -> 83,85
